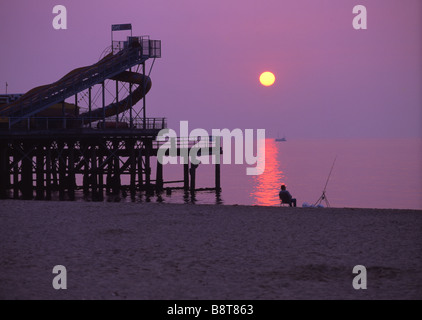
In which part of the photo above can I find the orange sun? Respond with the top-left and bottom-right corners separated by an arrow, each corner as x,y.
259,71 -> 276,86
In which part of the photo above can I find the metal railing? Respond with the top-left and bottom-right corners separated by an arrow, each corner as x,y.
112,38 -> 161,57
4,116 -> 167,131
128,117 -> 167,130
154,136 -> 222,149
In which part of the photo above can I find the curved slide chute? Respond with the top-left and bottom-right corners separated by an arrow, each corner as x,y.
0,53 -> 117,116
79,71 -> 152,122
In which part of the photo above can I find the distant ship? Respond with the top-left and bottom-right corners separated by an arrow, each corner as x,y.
275,135 -> 287,142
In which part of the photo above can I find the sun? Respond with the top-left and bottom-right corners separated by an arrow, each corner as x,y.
259,71 -> 275,87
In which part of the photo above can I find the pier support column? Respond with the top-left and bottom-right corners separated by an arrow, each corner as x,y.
156,160 -> 163,192
106,165 -> 112,195
13,146 -> 19,199
183,162 -> 189,191
145,139 -> 152,194
91,145 -> 98,201
82,143 -> 90,195
45,143 -> 52,200
113,140 -> 121,195
98,154 -> 104,201
129,140 -> 136,197
215,163 -> 221,192
183,153 -> 189,191
68,142 -> 76,201
52,147 -> 59,191
190,163 -> 198,193
137,147 -> 143,191
35,145 -> 44,200
0,142 -> 8,199
106,148 -> 112,195
21,142 -> 33,200
58,142 -> 65,200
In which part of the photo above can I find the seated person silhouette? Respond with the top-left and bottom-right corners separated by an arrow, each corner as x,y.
279,184 -> 297,207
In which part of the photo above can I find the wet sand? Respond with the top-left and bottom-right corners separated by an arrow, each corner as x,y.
0,200 -> 421,300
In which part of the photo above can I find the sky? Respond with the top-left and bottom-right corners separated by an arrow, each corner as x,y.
0,0 -> 421,139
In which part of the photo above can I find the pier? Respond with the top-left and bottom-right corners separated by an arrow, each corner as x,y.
0,25 -> 222,201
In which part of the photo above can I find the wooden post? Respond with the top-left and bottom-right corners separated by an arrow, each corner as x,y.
106,155 -> 112,195
45,143 -> 52,200
156,160 -> 163,192
98,154 -> 104,201
58,142 -> 65,200
52,149 -> 58,190
215,163 -> 221,192
83,143 -> 90,195
13,146 -> 19,199
145,139 -> 151,193
91,145 -> 98,200
190,163 -> 198,193
68,142 -> 75,201
113,140 -> 121,195
130,140 -> 136,197
21,142 -> 33,200
183,162 -> 189,191
137,147 -> 143,190
0,142 -> 8,199
35,145 -> 44,200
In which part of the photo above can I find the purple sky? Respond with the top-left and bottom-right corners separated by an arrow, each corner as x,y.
1,0 -> 421,138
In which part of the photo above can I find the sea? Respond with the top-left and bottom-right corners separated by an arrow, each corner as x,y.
7,138 -> 421,210
147,138 -> 422,210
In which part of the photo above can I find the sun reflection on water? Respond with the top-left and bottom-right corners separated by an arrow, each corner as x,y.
251,139 -> 285,206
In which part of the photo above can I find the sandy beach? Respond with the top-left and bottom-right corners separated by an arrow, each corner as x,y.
0,200 -> 421,300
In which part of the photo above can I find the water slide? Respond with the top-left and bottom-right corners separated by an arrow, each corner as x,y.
79,70 -> 151,121
0,37 -> 157,126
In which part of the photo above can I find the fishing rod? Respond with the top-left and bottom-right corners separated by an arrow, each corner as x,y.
314,156 -> 337,207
